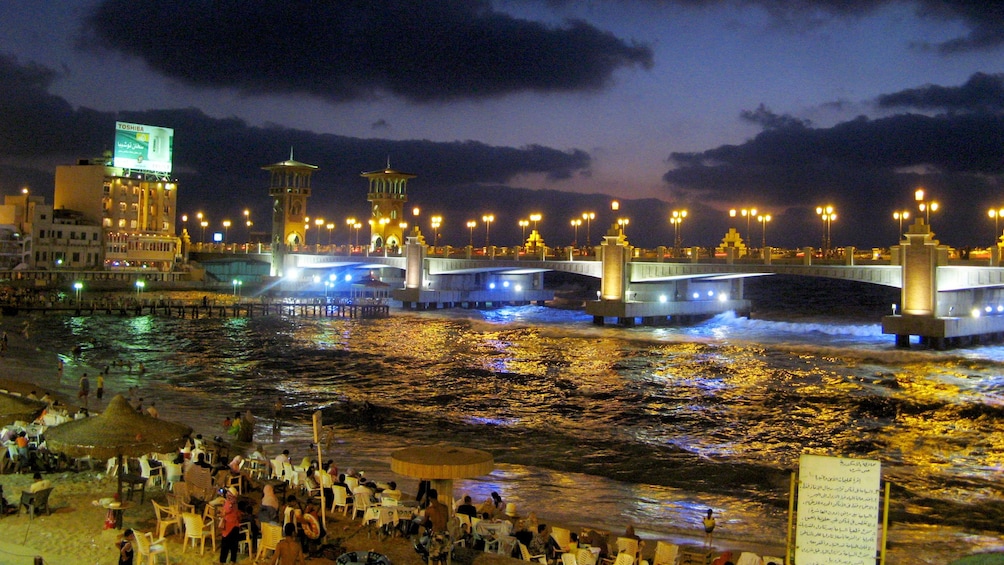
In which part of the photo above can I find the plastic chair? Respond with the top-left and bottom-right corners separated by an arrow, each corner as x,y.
577,548 -> 599,565
551,526 -> 573,554
138,457 -> 164,488
151,500 -> 181,538
520,542 -> 547,564
19,487 -> 53,519
132,530 -> 170,565
255,522 -> 283,562
652,541 -> 680,565
331,485 -> 350,515
162,461 -> 183,491
563,553 -> 579,565
735,552 -> 762,565
181,511 -> 216,554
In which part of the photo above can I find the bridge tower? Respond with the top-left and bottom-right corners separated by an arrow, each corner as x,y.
599,223 -> 630,302
263,154 -> 317,276
362,161 -> 415,251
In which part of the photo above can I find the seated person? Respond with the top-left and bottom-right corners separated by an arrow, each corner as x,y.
529,524 -> 560,560
28,472 -> 51,493
193,452 -> 213,470
380,481 -> 402,502
259,484 -> 281,524
456,495 -> 477,518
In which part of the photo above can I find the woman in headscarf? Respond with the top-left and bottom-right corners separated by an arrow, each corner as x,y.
218,487 -> 242,564
259,483 -> 280,524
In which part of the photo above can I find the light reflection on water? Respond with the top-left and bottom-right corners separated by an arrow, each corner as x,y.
10,291 -> 1004,560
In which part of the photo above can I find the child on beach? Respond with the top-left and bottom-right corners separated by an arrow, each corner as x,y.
703,508 -> 716,547
117,529 -> 135,565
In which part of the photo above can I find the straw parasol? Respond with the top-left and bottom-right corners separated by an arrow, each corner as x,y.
0,393 -> 46,426
45,395 -> 192,497
391,445 -> 494,508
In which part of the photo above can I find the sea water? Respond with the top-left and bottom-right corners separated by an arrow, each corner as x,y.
12,277 -> 1004,561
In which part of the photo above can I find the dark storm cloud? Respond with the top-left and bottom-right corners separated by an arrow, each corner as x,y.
877,72 -> 1004,113
665,109 -> 1004,246
81,0 -> 653,103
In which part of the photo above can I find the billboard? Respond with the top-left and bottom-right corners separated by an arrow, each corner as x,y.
113,122 -> 174,174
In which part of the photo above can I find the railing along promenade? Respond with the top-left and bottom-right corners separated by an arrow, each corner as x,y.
2,298 -> 390,320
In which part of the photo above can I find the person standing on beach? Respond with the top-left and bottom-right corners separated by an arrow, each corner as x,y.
96,374 -> 104,400
219,487 -> 242,563
117,529 -> 135,565
703,508 -> 716,547
78,373 -> 89,406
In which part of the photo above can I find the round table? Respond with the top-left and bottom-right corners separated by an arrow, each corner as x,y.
101,501 -> 135,529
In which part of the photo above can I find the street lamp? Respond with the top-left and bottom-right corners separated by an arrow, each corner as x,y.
816,205 -> 836,257
915,188 -> 938,224
222,220 -> 231,242
315,218 -> 324,245
581,212 -> 595,247
431,216 -> 442,246
135,279 -> 145,297
570,218 -> 581,247
466,220 -> 477,247
232,278 -> 242,297
353,222 -> 362,248
197,212 -> 205,242
73,282 -> 83,303
670,209 -> 687,249
243,209 -> 251,242
326,223 -> 334,245
617,217 -> 630,236
893,210 -> 910,236
989,208 -> 1004,244
482,214 -> 494,247
345,218 -> 356,247
741,208 -> 757,244
757,214 -> 772,252
181,214 -> 188,235
518,219 -> 529,247
530,213 -> 542,232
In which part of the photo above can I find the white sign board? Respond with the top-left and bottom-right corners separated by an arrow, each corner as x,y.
795,454 -> 881,565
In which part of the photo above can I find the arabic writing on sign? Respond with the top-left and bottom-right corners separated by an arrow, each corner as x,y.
795,454 -> 881,565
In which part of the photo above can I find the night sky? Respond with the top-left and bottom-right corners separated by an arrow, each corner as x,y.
1,1 -> 1003,249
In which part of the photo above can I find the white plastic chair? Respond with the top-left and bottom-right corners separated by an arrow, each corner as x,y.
138,456 -> 164,488
331,485 -> 350,515
551,526 -> 573,553
519,542 -> 547,564
181,512 -> 216,554
133,530 -> 169,564
255,522 -> 283,562
735,552 -> 762,565
652,541 -> 680,565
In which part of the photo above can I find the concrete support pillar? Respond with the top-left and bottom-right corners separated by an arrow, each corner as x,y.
844,246 -> 856,266
690,247 -> 701,262
725,247 -> 736,265
599,226 -> 631,302
404,232 -> 427,290
656,246 -> 666,262
802,247 -> 814,265
900,219 -> 940,316
763,246 -> 772,265
992,246 -> 1001,267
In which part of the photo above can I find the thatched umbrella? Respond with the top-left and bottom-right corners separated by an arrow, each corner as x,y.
0,393 -> 46,426
391,445 -> 494,509
45,395 -> 191,497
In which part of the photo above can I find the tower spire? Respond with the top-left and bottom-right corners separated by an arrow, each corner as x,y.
386,155 -> 391,169
290,146 -> 294,161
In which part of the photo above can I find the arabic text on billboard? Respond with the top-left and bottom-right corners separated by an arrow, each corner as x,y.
113,122 -> 173,174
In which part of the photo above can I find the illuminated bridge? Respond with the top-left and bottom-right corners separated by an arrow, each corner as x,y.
274,219 -> 1004,348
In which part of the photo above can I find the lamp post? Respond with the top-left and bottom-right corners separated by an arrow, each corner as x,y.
570,218 -> 581,247
670,209 -> 687,250
73,282 -> 83,304
915,188 -> 938,225
431,216 -> 442,246
518,219 -> 529,247
222,220 -> 231,243
617,217 -> 630,236
181,214 -> 188,236
232,278 -> 242,297
815,205 -> 836,257
243,209 -> 251,243
345,218 -> 356,248
353,222 -> 362,249
482,214 -> 494,248
581,212 -> 595,247
135,279 -> 145,297
326,223 -> 334,245
757,214 -> 772,252
530,213 -> 542,232
196,212 -> 205,242
315,218 -> 324,245
741,208 -> 757,244
466,220 -> 477,247
990,208 -> 1004,244
893,210 -> 910,236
